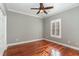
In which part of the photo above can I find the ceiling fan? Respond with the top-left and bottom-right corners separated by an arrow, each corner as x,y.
31,3 -> 54,14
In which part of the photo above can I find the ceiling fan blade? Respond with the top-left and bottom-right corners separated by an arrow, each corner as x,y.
44,6 -> 53,9
43,10 -> 47,14
31,8 -> 39,10
36,10 -> 40,14
31,3 -> 53,14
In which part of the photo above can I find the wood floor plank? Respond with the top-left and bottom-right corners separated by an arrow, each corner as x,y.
4,40 -> 79,56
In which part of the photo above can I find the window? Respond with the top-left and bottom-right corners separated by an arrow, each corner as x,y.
50,19 -> 61,38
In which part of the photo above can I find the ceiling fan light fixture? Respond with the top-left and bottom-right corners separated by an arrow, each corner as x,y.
31,3 -> 53,14
40,10 -> 43,13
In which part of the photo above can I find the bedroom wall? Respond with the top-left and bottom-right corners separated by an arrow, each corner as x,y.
0,3 -> 7,56
7,11 -> 43,44
43,6 -> 79,48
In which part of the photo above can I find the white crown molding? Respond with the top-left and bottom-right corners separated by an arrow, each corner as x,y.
7,39 -> 43,47
7,9 -> 42,18
44,39 -> 79,51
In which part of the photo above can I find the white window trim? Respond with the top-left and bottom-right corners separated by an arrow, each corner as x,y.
50,19 -> 61,38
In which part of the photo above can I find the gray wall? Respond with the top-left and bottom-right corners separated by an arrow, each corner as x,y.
0,3 -> 7,55
7,11 -> 43,44
43,6 -> 79,48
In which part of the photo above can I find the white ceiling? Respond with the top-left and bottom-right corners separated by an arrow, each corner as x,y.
6,3 -> 79,18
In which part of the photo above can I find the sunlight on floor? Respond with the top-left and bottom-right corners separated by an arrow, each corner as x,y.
51,49 -> 61,56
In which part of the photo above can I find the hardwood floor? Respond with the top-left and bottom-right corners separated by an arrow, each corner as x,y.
4,40 -> 79,56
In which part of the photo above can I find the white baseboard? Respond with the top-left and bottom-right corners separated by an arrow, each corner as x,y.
7,38 -> 79,51
7,39 -> 43,47
44,39 -> 79,51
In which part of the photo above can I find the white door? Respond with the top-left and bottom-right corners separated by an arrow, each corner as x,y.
0,8 -> 6,56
